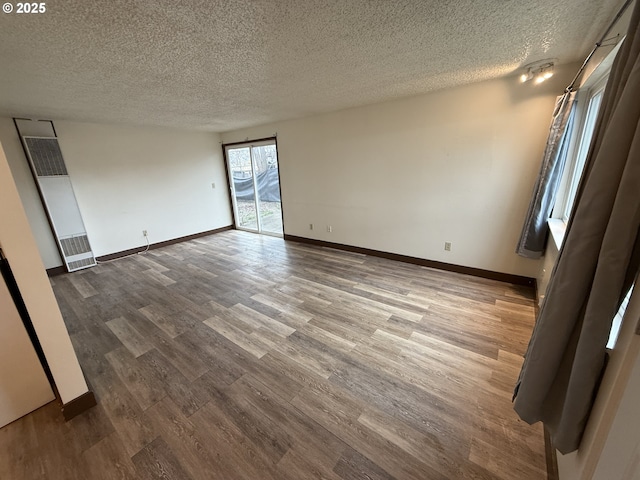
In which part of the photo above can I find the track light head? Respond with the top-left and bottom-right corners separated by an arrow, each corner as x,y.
520,59 -> 556,85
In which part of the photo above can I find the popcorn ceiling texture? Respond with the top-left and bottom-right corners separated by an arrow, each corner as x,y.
0,0 -> 621,131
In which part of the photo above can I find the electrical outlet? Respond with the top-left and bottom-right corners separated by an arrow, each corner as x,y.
143,230 -> 148,237
327,225 -> 332,233
309,223 -> 314,230
444,242 -> 451,251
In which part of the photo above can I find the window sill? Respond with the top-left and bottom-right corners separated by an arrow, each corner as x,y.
548,218 -> 567,250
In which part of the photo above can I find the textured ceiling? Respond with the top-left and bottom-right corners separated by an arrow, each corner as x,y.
0,0 -> 623,132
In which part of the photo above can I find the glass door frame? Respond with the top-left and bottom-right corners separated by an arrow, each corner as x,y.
223,137 -> 284,237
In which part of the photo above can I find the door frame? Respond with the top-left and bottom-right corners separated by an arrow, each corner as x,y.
222,136 -> 284,237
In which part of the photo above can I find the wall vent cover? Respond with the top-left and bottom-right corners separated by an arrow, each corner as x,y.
60,235 -> 92,257
67,258 -> 95,271
17,120 -> 96,273
24,138 -> 68,176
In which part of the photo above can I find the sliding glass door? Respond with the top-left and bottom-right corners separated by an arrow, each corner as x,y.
225,139 -> 283,236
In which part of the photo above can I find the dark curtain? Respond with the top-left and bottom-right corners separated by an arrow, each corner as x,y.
513,2 -> 640,454
233,169 -> 281,202
516,91 -> 576,259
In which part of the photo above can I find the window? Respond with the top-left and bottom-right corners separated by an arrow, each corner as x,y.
607,285 -> 633,349
553,75 -> 608,224
548,52 -> 631,349
562,86 -> 605,221
224,139 -> 284,236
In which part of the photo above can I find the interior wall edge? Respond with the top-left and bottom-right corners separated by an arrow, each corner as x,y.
0,139 -> 89,405
61,391 -> 97,421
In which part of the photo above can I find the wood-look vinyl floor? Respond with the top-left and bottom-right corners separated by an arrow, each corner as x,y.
0,231 -> 546,479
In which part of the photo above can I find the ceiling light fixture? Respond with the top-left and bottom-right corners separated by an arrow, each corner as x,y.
520,59 -> 556,85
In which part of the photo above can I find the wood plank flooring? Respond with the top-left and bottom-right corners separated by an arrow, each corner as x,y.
0,230 -> 546,479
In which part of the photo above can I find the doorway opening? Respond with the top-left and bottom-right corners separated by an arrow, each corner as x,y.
224,138 -> 283,236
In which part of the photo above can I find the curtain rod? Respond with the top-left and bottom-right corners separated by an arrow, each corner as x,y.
221,134 -> 277,146
566,0 -> 634,92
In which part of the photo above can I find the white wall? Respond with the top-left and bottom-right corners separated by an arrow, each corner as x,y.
0,119 -> 232,266
537,228 -> 561,305
592,339 -> 640,479
222,65 -> 577,277
537,242 -> 558,304
0,141 -> 88,404
55,121 -> 232,258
